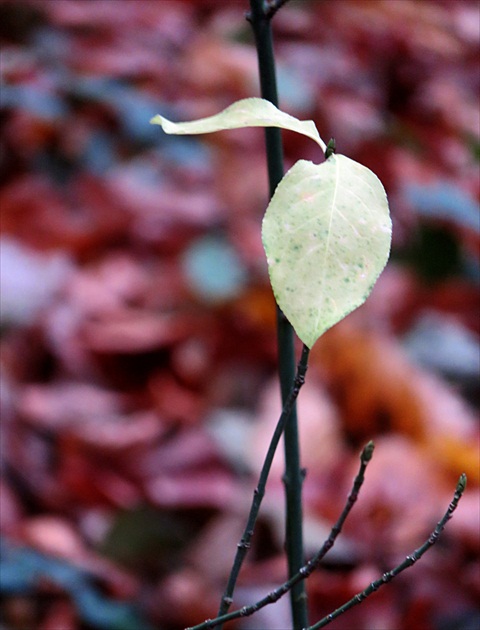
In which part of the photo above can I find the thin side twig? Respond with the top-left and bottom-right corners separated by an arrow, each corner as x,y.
265,0 -> 292,19
202,344 -> 310,628
185,441 -> 374,630
306,473 -> 468,630
246,0 -> 292,22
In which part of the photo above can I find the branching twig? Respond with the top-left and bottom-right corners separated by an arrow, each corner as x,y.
306,473 -> 468,630
182,0 -> 466,627
206,345 -> 310,628
185,441 -> 374,630
265,0 -> 293,20
246,0 -> 292,22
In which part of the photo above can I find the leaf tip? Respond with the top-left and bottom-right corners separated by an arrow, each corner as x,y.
150,115 -> 163,125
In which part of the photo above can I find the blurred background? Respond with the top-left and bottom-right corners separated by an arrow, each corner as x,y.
1,1 -> 479,629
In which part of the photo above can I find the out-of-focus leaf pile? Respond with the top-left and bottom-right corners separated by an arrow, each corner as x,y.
1,1 -> 478,629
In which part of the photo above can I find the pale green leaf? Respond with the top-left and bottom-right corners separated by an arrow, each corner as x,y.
150,97 -> 326,151
262,155 -> 392,348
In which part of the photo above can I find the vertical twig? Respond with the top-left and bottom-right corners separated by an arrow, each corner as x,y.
214,345 -> 310,627
248,1 -> 308,627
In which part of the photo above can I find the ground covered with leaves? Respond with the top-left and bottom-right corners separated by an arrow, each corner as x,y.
1,1 -> 479,629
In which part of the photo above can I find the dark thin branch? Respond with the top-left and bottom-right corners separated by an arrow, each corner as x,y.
184,441 -> 374,630
307,473 -> 468,630
246,0 -> 292,22
200,344 -> 310,628
265,0 -> 293,19
248,0 -> 308,627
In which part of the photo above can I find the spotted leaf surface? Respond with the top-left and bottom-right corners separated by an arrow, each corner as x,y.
262,155 -> 391,348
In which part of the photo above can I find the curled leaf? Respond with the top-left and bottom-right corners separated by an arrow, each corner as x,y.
150,97 -> 326,151
151,98 -> 391,347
